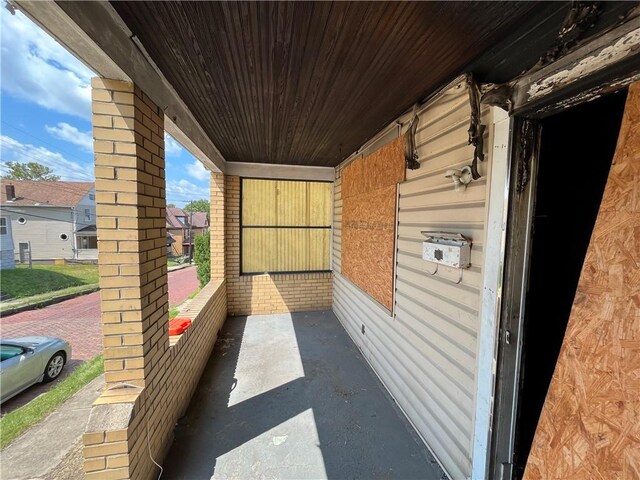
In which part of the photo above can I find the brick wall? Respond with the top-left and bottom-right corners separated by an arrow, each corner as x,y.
83,282 -> 227,479
210,172 -> 225,281
92,78 -> 168,388
225,175 -> 333,316
84,78 -> 227,479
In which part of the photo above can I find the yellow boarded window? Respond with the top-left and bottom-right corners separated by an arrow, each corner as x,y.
241,179 -> 332,273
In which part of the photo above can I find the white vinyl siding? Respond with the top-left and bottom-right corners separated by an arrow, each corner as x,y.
76,188 -> 96,231
332,173 -> 342,273
9,207 -> 75,261
0,215 -> 15,269
333,78 -> 495,479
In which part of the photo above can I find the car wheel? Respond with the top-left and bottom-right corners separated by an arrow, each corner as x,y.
43,352 -> 65,382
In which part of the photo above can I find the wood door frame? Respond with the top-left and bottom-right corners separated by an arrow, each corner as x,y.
484,15 -> 640,479
471,107 -> 513,480
488,117 -> 541,480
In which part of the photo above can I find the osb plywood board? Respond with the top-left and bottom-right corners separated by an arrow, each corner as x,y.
342,137 -> 405,199
343,185 -> 397,310
342,137 -> 405,311
524,82 -> 640,480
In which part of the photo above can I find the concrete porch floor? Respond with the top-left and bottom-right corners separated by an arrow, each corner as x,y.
163,311 -> 445,479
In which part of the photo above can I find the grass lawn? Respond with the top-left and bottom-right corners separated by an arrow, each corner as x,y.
0,355 -> 104,449
0,264 -> 99,299
168,258 -> 190,268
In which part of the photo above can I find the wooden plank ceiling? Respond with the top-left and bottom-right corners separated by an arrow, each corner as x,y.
110,1 -> 551,166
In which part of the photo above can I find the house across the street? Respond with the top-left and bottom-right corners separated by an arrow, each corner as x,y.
0,181 -> 97,263
0,211 -> 15,270
166,206 -> 209,257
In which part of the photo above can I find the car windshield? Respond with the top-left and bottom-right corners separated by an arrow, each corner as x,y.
0,345 -> 24,361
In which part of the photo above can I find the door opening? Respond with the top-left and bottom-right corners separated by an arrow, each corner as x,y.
494,88 -> 629,479
514,90 -> 628,475
19,242 -> 29,264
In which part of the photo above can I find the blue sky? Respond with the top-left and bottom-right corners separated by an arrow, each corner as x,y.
0,8 -> 210,207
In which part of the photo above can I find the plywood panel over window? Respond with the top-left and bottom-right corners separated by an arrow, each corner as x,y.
342,137 -> 405,311
241,179 -> 332,273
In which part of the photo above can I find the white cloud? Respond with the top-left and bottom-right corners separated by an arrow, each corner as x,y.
186,159 -> 209,181
0,134 -> 93,181
164,133 -> 183,156
45,122 -> 93,151
166,179 -> 209,200
0,9 -> 93,119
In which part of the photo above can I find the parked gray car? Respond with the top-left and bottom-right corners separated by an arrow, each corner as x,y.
0,336 -> 71,403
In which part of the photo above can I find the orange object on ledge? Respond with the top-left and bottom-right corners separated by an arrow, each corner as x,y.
169,318 -> 192,336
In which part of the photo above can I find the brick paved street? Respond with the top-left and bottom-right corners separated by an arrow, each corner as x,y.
167,265 -> 200,306
0,266 -> 199,412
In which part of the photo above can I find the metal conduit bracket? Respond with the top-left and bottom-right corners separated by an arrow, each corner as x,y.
404,114 -> 421,170
466,74 -> 486,180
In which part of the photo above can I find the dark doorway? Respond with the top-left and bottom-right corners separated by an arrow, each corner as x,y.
513,89 -> 628,477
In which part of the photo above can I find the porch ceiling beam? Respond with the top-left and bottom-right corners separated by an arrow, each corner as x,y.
14,0 -> 227,174
225,162 -> 335,182
511,11 -> 640,117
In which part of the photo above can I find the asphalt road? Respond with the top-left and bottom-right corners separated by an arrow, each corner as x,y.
0,266 -> 199,413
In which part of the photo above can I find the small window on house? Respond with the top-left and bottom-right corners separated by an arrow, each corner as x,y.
17,217 -> 27,225
84,209 -> 91,222
0,218 -> 6,235
241,178 -> 332,274
78,236 -> 98,249
59,233 -> 69,241
89,193 -> 95,201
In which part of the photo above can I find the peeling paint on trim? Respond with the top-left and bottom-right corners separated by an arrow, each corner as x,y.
527,28 -> 640,99
533,71 -> 640,116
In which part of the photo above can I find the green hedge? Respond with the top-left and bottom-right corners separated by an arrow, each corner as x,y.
194,232 -> 210,287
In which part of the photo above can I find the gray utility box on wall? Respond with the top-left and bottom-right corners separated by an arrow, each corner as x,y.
421,232 -> 472,269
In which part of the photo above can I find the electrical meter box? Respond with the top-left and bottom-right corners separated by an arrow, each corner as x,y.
421,232 -> 472,269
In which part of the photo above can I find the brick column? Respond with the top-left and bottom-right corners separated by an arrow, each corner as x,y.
210,172 -> 225,281
92,78 -> 168,388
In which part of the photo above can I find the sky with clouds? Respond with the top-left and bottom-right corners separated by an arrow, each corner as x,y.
0,8 -> 210,207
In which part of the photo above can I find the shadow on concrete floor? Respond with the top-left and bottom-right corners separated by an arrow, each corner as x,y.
163,311 -> 445,480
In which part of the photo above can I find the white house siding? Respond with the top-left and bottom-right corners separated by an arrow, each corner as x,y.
76,189 -> 97,231
74,188 -> 98,260
333,79 -> 497,479
10,207 -> 75,261
0,214 -> 16,269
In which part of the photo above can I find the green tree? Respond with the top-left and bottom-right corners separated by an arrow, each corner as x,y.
184,199 -> 210,213
194,232 -> 210,287
167,203 -> 176,208
2,161 -> 60,181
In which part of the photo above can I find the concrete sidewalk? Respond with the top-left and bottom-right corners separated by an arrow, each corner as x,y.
0,375 -> 105,480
